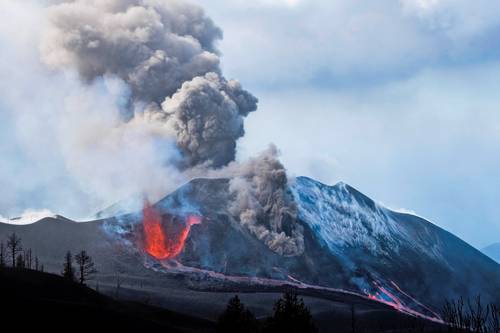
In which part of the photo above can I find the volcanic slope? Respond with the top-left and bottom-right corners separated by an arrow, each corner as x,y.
0,176 -> 498,329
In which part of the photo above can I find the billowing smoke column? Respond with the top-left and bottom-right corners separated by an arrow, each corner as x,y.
41,0 -> 257,169
227,146 -> 304,256
41,0 -> 303,257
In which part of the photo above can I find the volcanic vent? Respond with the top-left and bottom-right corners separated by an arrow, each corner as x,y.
141,200 -> 201,260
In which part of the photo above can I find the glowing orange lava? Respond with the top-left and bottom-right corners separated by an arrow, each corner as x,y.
142,201 -> 201,260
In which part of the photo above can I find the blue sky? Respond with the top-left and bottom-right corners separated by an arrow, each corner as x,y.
194,0 -> 500,248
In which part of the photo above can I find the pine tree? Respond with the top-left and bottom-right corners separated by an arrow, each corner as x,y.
264,289 -> 317,333
62,251 -> 75,281
217,295 -> 258,333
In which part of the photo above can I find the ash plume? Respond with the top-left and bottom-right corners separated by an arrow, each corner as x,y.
1,0 -> 302,256
162,72 -> 258,168
41,0 -> 257,169
224,146 -> 304,256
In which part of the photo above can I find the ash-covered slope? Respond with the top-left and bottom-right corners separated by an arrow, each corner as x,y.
290,177 -> 500,308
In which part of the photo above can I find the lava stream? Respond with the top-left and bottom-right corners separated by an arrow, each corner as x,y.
142,201 -> 201,260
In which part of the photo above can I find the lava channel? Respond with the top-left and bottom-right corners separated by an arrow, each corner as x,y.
142,200 -> 201,260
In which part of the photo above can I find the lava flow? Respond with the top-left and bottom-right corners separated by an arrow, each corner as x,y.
142,200 -> 201,260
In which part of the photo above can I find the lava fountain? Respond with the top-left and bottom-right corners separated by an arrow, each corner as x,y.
142,200 -> 201,260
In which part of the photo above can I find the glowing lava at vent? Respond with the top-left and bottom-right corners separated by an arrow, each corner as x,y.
142,201 -> 201,260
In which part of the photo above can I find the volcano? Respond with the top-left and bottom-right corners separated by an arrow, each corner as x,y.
0,176 -> 498,329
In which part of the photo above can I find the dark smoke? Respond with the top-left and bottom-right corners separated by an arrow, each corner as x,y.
39,0 -> 302,256
227,146 -> 304,256
41,0 -> 257,168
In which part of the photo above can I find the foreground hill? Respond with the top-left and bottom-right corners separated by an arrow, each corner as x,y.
0,267 -> 213,331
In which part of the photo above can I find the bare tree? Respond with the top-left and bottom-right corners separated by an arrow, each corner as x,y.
16,253 -> 25,269
351,304 -> 357,333
0,242 -> 5,267
114,269 -> 123,299
34,256 -> 39,271
74,250 -> 97,285
25,248 -> 32,269
62,251 -> 75,281
6,233 -> 22,268
442,296 -> 500,333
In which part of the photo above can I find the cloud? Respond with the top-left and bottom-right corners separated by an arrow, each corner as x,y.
237,61 -> 500,248
197,0 -> 500,88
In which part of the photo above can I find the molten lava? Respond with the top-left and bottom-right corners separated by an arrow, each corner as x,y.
142,201 -> 201,260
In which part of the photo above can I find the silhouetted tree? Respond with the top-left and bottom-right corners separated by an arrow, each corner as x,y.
264,289 -> 317,333
7,233 -> 22,267
442,296 -> 500,333
62,251 -> 75,281
217,295 -> 259,333
15,253 -> 25,269
74,250 -> 97,285
0,242 -> 5,268
34,256 -> 39,271
25,248 -> 32,269
351,304 -> 357,333
114,268 -> 124,299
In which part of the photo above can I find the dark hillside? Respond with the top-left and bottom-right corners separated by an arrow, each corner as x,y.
0,267 -> 214,332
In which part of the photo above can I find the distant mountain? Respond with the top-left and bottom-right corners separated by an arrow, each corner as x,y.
0,176 -> 498,326
482,243 -> 500,263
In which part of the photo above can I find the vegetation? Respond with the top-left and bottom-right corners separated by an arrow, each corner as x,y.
62,251 -> 75,281
442,296 -> 499,333
217,295 -> 259,333
217,289 -> 317,333
74,250 -> 97,285
0,242 -> 5,267
264,289 -> 318,333
1,233 -> 44,273
6,232 -> 22,267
